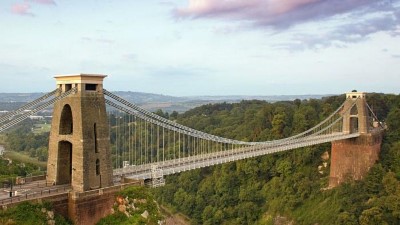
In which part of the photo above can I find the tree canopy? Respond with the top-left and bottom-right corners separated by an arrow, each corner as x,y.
153,93 -> 400,225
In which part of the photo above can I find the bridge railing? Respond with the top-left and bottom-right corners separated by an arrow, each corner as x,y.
104,90 -> 357,146
69,181 -> 143,200
114,132 -> 361,180
0,185 -> 70,206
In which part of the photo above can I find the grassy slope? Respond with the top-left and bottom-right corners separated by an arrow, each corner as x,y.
4,151 -> 47,168
32,123 -> 51,134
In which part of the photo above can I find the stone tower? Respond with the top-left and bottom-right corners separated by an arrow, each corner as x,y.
341,92 -> 369,134
329,92 -> 383,187
47,74 -> 113,192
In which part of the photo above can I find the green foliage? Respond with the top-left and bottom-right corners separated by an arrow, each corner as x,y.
97,186 -> 162,225
0,202 -> 70,225
386,108 -> 400,142
2,93 -> 400,224
96,211 -> 129,225
0,156 -> 42,184
153,93 -> 400,225
4,119 -> 49,162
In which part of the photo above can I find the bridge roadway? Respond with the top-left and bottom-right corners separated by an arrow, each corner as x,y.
113,132 -> 360,181
0,180 -> 70,205
0,133 -> 360,206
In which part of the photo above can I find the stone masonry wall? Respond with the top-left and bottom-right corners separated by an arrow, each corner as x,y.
329,132 -> 383,187
68,191 -> 115,225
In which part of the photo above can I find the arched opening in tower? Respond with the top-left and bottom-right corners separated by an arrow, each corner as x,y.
57,141 -> 73,185
350,105 -> 359,133
59,104 -> 73,135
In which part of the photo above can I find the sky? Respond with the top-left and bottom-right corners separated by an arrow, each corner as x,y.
0,0 -> 399,96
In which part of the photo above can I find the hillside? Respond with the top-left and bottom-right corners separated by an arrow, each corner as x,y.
0,202 -> 70,225
153,93 -> 400,225
0,91 -> 329,113
1,93 -> 399,224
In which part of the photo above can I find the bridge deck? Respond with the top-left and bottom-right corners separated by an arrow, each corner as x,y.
0,180 -> 71,206
114,133 -> 360,180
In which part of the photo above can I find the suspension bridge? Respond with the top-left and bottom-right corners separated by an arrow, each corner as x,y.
0,74 -> 384,224
0,74 -> 383,186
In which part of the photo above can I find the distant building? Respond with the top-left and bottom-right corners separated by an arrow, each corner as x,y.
29,115 -> 44,120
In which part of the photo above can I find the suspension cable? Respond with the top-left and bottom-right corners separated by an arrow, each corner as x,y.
0,88 -> 77,133
104,90 -> 349,146
0,89 -> 60,124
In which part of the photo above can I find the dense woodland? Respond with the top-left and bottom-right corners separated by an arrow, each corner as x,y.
153,93 -> 400,225
1,93 -> 400,224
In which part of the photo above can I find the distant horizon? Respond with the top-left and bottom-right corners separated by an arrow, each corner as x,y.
0,90 -> 397,98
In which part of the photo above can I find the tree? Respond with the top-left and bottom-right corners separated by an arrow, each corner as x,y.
336,212 -> 358,225
153,94 -> 400,225
169,111 -> 179,120
202,205 -> 216,225
364,164 -> 384,196
359,207 -> 387,225
270,112 -> 287,139
37,147 -> 48,162
382,172 -> 400,221
276,159 -> 292,178
154,109 -> 170,119
386,108 -> 400,142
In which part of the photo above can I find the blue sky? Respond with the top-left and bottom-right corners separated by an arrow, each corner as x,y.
0,0 -> 399,96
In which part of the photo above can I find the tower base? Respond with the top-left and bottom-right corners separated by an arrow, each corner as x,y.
68,190 -> 115,225
329,131 -> 383,187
